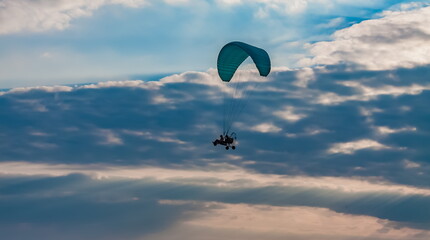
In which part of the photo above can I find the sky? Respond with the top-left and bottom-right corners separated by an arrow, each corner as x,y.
2,0 -> 430,240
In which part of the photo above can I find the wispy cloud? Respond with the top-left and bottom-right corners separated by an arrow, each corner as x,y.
216,0 -> 390,15
2,161 -> 429,196
375,126 -> 417,135
122,130 -> 186,144
96,129 -> 123,145
327,139 -> 394,154
403,159 -> 421,169
273,106 -> 307,122
316,82 -> 430,105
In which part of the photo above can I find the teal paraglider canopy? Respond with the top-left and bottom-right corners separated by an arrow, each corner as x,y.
217,41 -> 271,82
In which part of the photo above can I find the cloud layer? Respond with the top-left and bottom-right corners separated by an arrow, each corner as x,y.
2,61 -> 430,238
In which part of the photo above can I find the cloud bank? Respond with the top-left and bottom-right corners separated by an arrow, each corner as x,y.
2,61 -> 430,238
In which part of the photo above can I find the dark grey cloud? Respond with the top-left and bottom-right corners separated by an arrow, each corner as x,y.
0,174 -> 204,240
2,64 -> 430,237
0,172 -> 430,240
1,66 -> 430,178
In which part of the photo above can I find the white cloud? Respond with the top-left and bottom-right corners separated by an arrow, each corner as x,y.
163,0 -> 191,5
403,159 -> 421,169
316,82 -> 430,105
0,69 -> 217,95
389,2 -> 430,12
122,130 -> 186,144
359,107 -> 384,123
376,126 -> 417,135
151,94 -> 173,104
0,85 -> 73,96
96,129 -> 123,145
216,0 -> 242,5
359,107 -> 384,117
273,106 -> 307,122
29,131 -> 50,136
250,123 -> 282,133
0,81 -> 154,96
216,0 -> 387,15
316,17 -> 344,29
0,0 -> 153,34
0,0 -> 101,34
149,202 -> 430,240
247,0 -> 319,15
327,139 -> 393,154
286,127 -> 329,138
293,67 -> 315,87
301,6 -> 430,70
3,0 -> 362,34
79,80 -> 146,89
340,81 -> 430,97
1,161 -> 430,196
111,0 -> 149,7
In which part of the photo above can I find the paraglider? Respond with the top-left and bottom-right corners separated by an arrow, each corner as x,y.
213,132 -> 237,150
212,41 -> 271,149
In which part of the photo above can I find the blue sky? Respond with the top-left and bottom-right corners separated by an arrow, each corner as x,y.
0,0 -> 420,87
2,1 -> 430,240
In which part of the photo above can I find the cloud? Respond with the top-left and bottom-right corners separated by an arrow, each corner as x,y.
122,130 -> 186,144
403,159 -> 421,169
249,123 -> 282,133
216,0 -> 388,15
96,129 -> 123,145
2,162 -> 430,239
301,6 -> 430,70
376,126 -> 417,135
163,0 -> 191,4
2,161 -> 430,196
1,66 -> 429,177
0,175 -> 199,240
0,0 -> 252,35
0,85 -> 73,96
293,67 -> 316,88
0,0 -> 101,34
2,64 -> 430,237
316,81 -> 430,105
78,80 -> 148,89
286,127 -> 329,138
149,202 -> 430,240
273,106 -> 307,122
327,139 -> 394,154
389,2 -> 430,11
0,0 -> 153,34
316,17 -> 344,29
